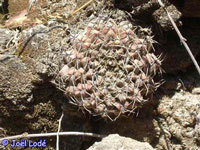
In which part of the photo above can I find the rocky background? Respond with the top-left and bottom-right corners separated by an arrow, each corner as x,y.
0,0 -> 200,150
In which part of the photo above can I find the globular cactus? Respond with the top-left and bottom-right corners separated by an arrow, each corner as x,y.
58,17 -> 162,120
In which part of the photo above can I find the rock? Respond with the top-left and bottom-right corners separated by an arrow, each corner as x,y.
0,28 -> 16,53
0,54 -> 35,102
0,82 -> 63,149
0,24 -> 64,102
0,23 -> 91,150
87,134 -> 154,150
153,5 -> 182,31
17,24 -> 62,80
192,87 -> 200,94
157,91 -> 200,149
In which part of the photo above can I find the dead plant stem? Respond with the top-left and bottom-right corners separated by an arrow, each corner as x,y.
56,113 -> 64,150
0,132 -> 106,142
71,0 -> 95,17
157,0 -> 200,75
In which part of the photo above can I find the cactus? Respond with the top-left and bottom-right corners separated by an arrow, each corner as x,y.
58,17 -> 162,120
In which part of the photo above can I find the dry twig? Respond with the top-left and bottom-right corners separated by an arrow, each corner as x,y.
28,0 -> 37,15
56,113 -> 64,150
0,132 -> 106,142
71,0 -> 95,17
157,0 -> 200,75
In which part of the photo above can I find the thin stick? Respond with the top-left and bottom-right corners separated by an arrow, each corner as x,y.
0,132 -> 106,142
71,0 -> 95,17
56,113 -> 64,150
28,0 -> 37,15
157,0 -> 200,75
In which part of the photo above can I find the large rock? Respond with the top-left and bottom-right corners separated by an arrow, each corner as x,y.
156,89 -> 200,149
87,134 -> 154,150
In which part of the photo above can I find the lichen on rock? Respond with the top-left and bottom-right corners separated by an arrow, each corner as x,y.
157,91 -> 200,149
0,28 -> 16,54
0,55 -> 34,102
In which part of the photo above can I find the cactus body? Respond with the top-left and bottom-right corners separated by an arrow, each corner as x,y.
59,17 -> 162,120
